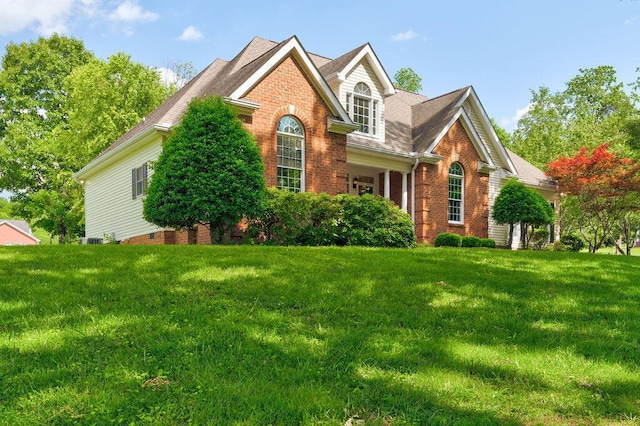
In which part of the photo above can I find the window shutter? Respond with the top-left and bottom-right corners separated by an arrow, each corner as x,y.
131,168 -> 137,199
142,162 -> 148,194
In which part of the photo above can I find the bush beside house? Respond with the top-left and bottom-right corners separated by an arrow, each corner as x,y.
247,188 -> 415,248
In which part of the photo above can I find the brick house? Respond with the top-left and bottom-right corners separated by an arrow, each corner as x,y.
74,35 -> 556,246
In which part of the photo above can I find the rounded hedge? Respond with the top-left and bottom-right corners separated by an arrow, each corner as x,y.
434,232 -> 462,247
461,236 -> 482,248
480,238 -> 496,248
560,234 -> 585,252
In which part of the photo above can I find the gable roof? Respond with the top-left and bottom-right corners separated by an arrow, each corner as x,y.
0,219 -> 40,243
319,43 -> 395,96
77,36 -> 355,177
411,87 -> 470,153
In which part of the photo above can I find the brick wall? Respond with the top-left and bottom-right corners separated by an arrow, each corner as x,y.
244,56 -> 348,195
414,120 -> 489,243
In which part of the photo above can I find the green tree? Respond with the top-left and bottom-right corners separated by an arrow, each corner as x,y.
11,172 -> 84,244
0,34 -> 94,193
511,66 -> 639,169
143,96 -> 266,244
393,67 -> 423,93
56,52 -> 172,170
492,178 -> 554,248
491,118 -> 512,146
0,197 -> 11,218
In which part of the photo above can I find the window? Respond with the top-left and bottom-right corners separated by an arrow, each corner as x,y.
448,162 -> 464,223
131,162 -> 148,199
276,115 -> 304,192
351,82 -> 377,136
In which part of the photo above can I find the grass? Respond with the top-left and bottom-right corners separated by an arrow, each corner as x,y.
1,245 -> 639,425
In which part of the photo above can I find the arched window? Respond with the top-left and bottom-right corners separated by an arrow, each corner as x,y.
276,115 -> 304,192
349,82 -> 377,135
448,162 -> 464,223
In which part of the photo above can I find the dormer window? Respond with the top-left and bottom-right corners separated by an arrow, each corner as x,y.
349,82 -> 378,136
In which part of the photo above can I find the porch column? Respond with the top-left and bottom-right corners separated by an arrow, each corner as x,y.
401,173 -> 408,212
384,170 -> 390,199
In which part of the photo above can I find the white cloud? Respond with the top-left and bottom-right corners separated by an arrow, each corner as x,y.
500,103 -> 532,131
625,16 -> 638,26
178,25 -> 203,41
0,0 -> 74,36
392,30 -> 419,42
108,0 -> 158,23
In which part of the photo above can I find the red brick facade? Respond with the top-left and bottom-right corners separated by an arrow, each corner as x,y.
413,120 -> 490,243
244,56 -> 348,195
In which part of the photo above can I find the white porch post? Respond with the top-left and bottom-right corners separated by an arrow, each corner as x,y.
384,170 -> 390,199
401,173 -> 408,212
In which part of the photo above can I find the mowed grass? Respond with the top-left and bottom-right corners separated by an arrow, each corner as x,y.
1,245 -> 639,425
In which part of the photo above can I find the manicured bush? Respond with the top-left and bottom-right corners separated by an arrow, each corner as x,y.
561,234 -> 585,252
480,238 -> 496,248
461,235 -> 482,248
552,240 -> 566,251
434,232 -> 462,247
336,194 -> 415,248
247,189 -> 415,248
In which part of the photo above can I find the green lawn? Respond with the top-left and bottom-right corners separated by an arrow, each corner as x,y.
1,246 -> 639,425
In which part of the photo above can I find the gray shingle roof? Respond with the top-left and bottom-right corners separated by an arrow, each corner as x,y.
507,149 -> 556,188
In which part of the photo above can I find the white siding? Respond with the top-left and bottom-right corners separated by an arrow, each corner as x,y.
340,60 -> 386,143
465,101 -> 511,245
84,135 -> 163,241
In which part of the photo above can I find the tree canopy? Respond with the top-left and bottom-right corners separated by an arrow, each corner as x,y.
547,144 -> 640,254
393,67 -> 423,93
510,66 -> 640,169
143,96 -> 266,244
0,34 -> 94,194
57,52 -> 173,170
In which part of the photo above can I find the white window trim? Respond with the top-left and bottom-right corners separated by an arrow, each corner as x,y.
349,82 -> 378,138
448,163 -> 464,224
276,116 -> 305,193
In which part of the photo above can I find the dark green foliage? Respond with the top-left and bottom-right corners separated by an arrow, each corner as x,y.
492,178 -> 554,248
480,238 -> 497,248
461,235 -> 482,248
143,96 -> 266,243
561,233 -> 586,252
247,189 -> 415,248
434,232 -> 462,247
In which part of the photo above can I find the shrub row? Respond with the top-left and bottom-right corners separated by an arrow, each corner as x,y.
434,232 -> 495,248
246,188 -> 416,248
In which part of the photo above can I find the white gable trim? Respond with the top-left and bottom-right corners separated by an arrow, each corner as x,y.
0,221 -> 40,243
423,107 -> 494,166
334,44 -> 395,96
465,88 -> 517,173
229,37 -> 353,126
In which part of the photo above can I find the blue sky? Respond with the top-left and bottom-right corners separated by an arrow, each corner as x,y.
0,0 -> 638,133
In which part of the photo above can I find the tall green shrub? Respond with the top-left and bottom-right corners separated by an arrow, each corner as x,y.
144,96 -> 265,243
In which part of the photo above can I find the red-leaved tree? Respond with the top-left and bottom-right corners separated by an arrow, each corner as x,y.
547,144 -> 640,254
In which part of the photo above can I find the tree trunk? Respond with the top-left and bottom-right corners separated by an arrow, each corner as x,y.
507,223 -> 514,249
